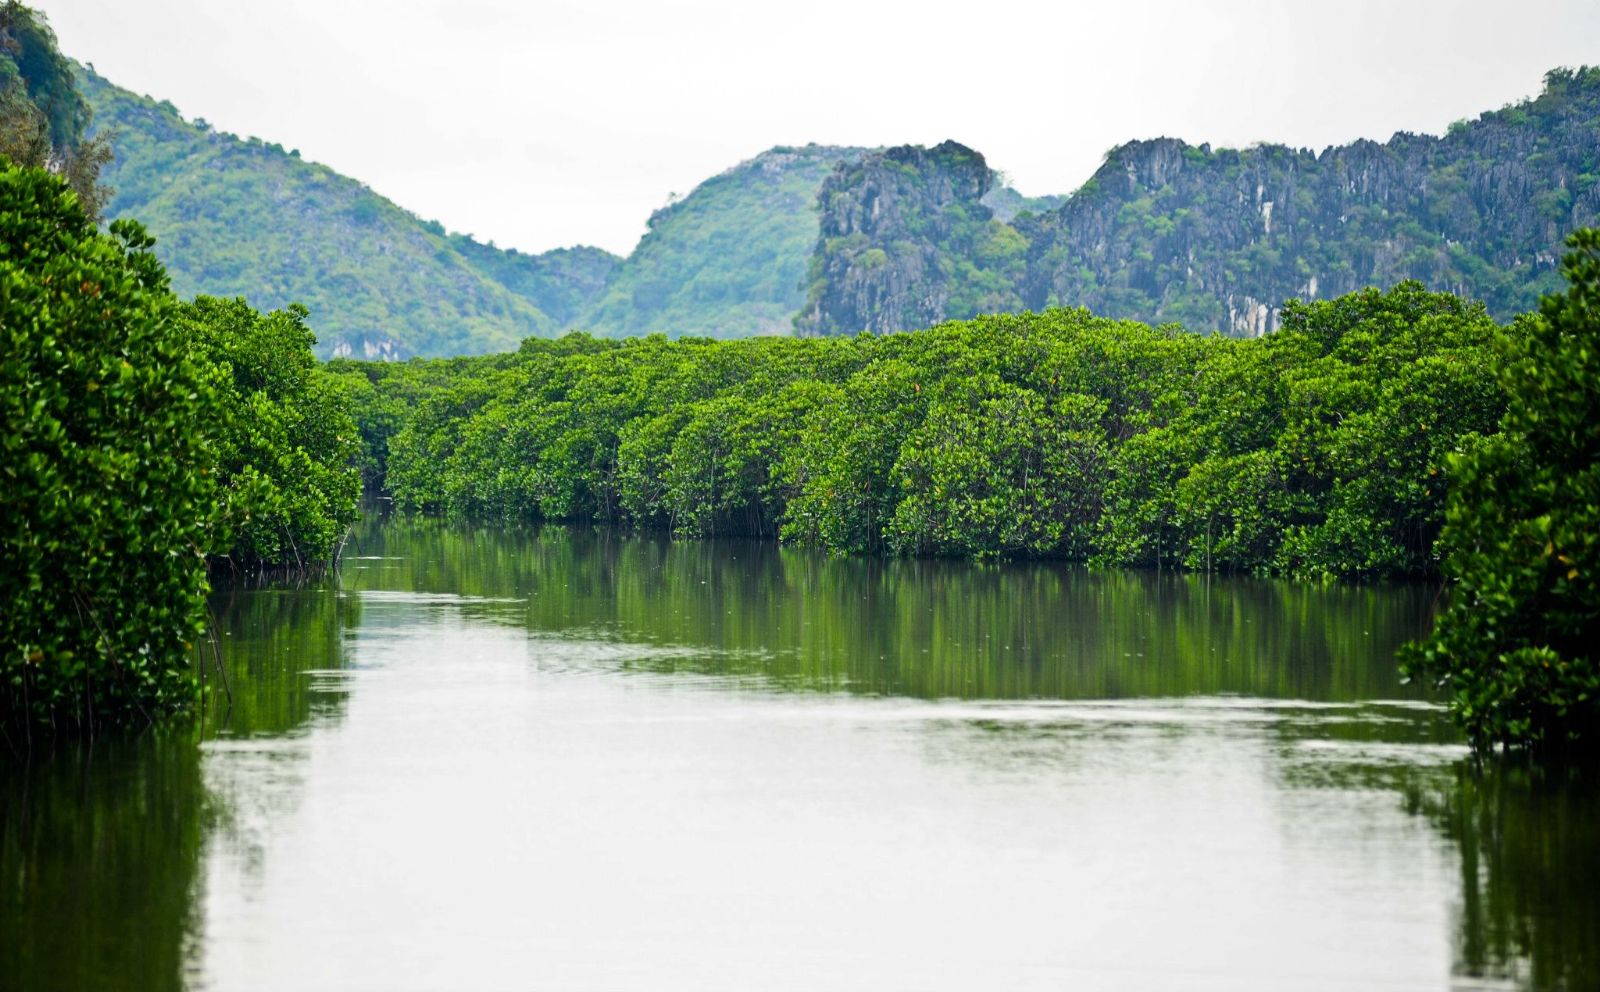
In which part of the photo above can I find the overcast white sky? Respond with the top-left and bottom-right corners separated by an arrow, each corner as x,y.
37,0 -> 1600,256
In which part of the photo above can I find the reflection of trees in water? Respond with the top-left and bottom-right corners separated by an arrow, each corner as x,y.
198,583 -> 361,897
352,516 -> 1437,703
1404,763 -> 1600,991
0,732 -> 205,992
0,584 -> 362,992
915,700 -> 1600,991
6,517 -> 1589,991
200,582 -> 361,738
1280,733 -> 1600,991
1270,696 -> 1598,991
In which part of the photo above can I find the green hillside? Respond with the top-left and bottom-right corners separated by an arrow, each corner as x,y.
579,145 -> 862,338
84,51 -> 1600,352
81,66 -> 616,359
82,60 -> 874,351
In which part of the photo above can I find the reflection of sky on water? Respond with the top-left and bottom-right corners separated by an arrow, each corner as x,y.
4,522 -> 1590,992
181,531 -> 1569,992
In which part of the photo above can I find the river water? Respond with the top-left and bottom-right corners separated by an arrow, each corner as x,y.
3,516 -> 1597,991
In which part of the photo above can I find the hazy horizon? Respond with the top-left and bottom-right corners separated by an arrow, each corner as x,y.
40,0 -> 1600,256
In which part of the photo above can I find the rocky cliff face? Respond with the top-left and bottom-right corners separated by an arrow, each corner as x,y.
803,67 -> 1600,337
794,141 -> 1025,335
1022,68 -> 1600,334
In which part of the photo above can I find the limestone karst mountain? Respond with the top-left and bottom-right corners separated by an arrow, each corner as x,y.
84,58 -> 1600,353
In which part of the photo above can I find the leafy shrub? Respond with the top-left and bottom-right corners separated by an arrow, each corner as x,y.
180,297 -> 362,569
1404,230 -> 1600,752
0,163 -> 216,734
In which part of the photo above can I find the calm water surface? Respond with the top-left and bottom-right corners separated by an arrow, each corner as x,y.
4,516 -> 1597,991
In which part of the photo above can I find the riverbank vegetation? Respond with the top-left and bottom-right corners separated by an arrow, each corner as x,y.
1,162 -> 359,740
1403,231 -> 1600,753
2,165 -> 215,735
331,282 -> 1505,581
5,130 -> 1593,751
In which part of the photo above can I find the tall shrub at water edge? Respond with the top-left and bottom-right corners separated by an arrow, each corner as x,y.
0,163 -> 216,735
1404,229 -> 1600,752
178,296 -> 361,570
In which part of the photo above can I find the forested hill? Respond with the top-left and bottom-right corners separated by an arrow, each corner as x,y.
801,67 -> 1600,337
83,60 -> 873,353
81,66 -> 619,359
578,145 -> 863,338
84,55 -> 1600,350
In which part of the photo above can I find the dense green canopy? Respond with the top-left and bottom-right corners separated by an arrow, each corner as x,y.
331,282 -> 1505,581
1405,231 -> 1600,752
1,162 -> 361,738
1,164 -> 213,734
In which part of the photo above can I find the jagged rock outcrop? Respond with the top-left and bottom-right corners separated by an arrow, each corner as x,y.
803,67 -> 1600,337
1020,68 -> 1600,334
794,141 -> 1026,336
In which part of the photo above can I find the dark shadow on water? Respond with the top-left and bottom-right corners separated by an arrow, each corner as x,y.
0,576 -> 361,992
199,581 -> 362,739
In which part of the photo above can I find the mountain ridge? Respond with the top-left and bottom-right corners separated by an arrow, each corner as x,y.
802,67 -> 1600,336
82,64 -> 622,359
81,60 -> 1600,353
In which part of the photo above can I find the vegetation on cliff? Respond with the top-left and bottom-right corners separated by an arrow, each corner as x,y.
801,68 -> 1600,338
580,146 -> 861,338
0,1 -> 109,216
794,141 -> 1029,336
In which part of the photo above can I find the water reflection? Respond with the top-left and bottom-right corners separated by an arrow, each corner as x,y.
0,577 -> 360,992
1,517 -> 1596,990
350,516 -> 1440,702
200,583 -> 362,739
0,732 -> 205,992
1407,763 -> 1600,990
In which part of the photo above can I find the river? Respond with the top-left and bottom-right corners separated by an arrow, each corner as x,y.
3,514 -> 1596,991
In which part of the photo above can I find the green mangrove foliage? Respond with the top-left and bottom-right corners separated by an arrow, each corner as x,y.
1,162 -> 362,736
1405,232 -> 1600,752
182,297 -> 361,569
343,282 -> 1504,580
1,163 -> 214,734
